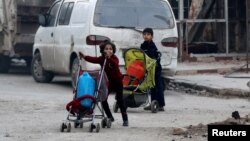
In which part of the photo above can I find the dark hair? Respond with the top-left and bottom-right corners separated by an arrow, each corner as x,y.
143,28 -> 153,36
99,40 -> 116,54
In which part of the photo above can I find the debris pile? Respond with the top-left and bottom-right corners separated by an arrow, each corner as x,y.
172,111 -> 250,138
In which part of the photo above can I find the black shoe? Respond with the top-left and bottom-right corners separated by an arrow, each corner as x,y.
109,116 -> 115,122
123,120 -> 129,126
158,106 -> 165,111
143,105 -> 151,111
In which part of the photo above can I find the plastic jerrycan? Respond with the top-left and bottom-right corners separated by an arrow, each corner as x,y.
77,72 -> 96,107
123,60 -> 144,85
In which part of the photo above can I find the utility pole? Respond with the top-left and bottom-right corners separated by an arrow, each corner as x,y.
178,0 -> 184,61
246,0 -> 249,73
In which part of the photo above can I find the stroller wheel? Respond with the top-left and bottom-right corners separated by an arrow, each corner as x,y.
89,123 -> 94,132
66,123 -> 71,132
106,119 -> 112,128
60,123 -> 66,132
113,102 -> 119,113
151,100 -> 159,113
101,118 -> 107,128
96,123 -> 100,133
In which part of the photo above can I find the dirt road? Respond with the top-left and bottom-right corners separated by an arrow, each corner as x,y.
1,73 -> 250,141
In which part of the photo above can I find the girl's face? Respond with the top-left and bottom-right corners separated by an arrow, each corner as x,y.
143,32 -> 153,41
104,44 -> 113,56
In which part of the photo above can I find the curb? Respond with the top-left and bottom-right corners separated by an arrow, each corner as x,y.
175,68 -> 227,75
175,68 -> 250,75
182,56 -> 246,63
164,78 -> 250,98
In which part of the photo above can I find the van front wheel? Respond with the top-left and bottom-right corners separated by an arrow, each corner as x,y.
31,53 -> 54,83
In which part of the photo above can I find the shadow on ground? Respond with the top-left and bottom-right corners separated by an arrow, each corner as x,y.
7,62 -> 73,89
52,80 -> 72,88
8,65 -> 31,75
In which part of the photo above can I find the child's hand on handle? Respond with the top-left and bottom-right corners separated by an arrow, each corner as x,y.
79,52 -> 85,59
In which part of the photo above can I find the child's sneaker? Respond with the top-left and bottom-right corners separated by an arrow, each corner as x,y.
109,116 -> 115,122
143,105 -> 151,111
158,106 -> 165,111
123,120 -> 129,126
121,113 -> 128,126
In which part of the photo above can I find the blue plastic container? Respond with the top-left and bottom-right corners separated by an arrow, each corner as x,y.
76,72 -> 96,107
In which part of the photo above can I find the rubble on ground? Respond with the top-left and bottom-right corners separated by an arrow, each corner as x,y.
166,79 -> 250,98
165,78 -> 250,98
172,127 -> 188,135
166,80 -> 214,97
172,112 -> 250,138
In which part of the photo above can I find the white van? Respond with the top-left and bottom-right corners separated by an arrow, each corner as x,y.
31,0 -> 178,85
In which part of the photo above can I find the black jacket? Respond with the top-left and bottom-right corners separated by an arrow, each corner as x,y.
140,40 -> 161,69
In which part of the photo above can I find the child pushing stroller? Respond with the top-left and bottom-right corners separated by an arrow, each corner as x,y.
79,40 -> 129,126
113,28 -> 165,113
141,28 -> 165,111
60,44 -> 112,133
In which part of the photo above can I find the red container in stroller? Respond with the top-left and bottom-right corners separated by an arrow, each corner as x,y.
60,58 -> 111,133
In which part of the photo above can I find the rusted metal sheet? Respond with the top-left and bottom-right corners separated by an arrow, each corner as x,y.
0,0 -> 53,57
188,0 -> 216,43
0,0 -> 16,53
188,0 -> 204,19
187,0 -> 204,31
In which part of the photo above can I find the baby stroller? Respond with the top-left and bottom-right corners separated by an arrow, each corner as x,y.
60,58 -> 111,133
113,48 -> 160,113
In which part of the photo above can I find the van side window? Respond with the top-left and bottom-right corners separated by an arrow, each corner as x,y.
58,2 -> 74,25
71,2 -> 89,25
47,2 -> 60,27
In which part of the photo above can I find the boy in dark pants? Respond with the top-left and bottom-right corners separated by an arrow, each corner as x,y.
79,41 -> 128,126
140,28 -> 165,111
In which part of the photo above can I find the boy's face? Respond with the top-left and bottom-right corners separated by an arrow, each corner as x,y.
143,32 -> 153,41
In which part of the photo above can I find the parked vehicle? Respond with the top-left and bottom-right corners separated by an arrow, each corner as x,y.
0,0 -> 53,73
32,0 -> 178,86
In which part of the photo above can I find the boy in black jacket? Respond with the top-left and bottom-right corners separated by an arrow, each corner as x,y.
140,28 -> 165,111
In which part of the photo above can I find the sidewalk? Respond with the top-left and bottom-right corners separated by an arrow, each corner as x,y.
167,60 -> 250,98
176,59 -> 246,75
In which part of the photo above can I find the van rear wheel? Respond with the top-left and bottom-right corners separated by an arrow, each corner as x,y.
31,53 -> 54,83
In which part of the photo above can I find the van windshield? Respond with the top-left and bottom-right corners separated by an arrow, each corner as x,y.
94,0 -> 175,29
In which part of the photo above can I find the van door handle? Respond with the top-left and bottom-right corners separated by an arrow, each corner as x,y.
51,33 -> 53,37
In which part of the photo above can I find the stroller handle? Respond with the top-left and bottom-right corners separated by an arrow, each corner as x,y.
73,56 -> 83,90
157,51 -> 162,60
